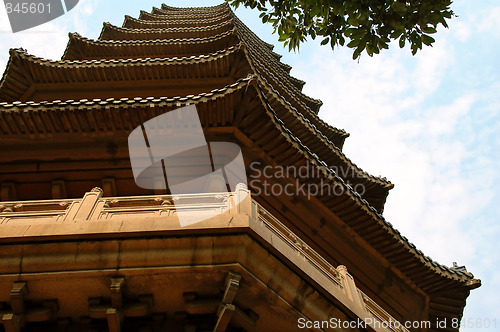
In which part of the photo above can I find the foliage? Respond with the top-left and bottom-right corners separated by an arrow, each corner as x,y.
226,0 -> 454,59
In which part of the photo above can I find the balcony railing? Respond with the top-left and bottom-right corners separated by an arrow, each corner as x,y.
253,202 -> 409,332
0,187 -> 408,331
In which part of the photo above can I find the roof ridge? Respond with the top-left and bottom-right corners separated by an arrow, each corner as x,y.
11,43 -> 243,67
152,6 -> 228,17
160,3 -> 229,12
69,28 -> 236,47
229,15 -> 350,147
244,40 -> 324,115
239,44 -> 347,137
137,10 -> 231,22
0,75 -> 254,109
99,19 -> 233,38
240,38 -> 344,138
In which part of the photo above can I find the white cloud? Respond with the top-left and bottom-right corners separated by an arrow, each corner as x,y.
477,5 -> 500,37
0,0 -> 98,71
412,41 -> 453,101
289,16 -> 493,268
66,0 -> 98,38
0,15 -> 69,66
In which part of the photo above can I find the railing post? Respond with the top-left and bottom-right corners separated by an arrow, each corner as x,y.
65,187 -> 104,221
336,265 -> 364,309
234,183 -> 251,216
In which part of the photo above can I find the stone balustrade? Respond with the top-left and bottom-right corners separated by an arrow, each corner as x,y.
0,187 -> 408,331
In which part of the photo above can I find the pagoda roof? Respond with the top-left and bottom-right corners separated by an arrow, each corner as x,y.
160,3 -> 229,13
118,16 -> 304,91
135,10 -> 232,26
256,74 -> 393,210
51,21 -> 342,154
100,14 -> 312,115
99,20 -> 233,41
1,42 -> 392,209
157,3 -> 276,51
0,76 -> 478,283
0,45 -> 391,205
152,6 -> 226,18
62,30 -> 239,60
244,34 -> 323,115
64,28 -> 283,62
244,55 -> 392,207
0,46 -> 247,102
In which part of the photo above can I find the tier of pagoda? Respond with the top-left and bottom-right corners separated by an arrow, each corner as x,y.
0,3 -> 479,331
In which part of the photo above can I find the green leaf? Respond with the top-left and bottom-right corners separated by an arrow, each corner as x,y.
391,29 -> 404,39
422,26 -> 437,34
347,16 -> 359,26
226,0 -> 453,60
393,1 -> 407,13
399,35 -> 405,48
421,34 -> 435,46
411,44 -> 418,55
440,16 -> 449,28
353,43 -> 365,59
347,39 -> 359,48
310,6 -> 320,16
278,32 -> 288,41
366,42 -> 378,56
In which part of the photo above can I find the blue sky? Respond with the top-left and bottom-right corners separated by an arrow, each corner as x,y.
1,0 -> 499,326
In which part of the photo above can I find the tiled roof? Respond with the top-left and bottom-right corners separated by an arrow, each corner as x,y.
0,45 -> 390,208
152,6 -> 226,18
99,20 -> 234,41
160,3 -> 229,13
62,29 -> 239,60
0,46 -> 246,102
0,12 -> 391,211
135,10 -> 232,26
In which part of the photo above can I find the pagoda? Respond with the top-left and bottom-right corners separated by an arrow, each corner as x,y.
0,3 -> 480,331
